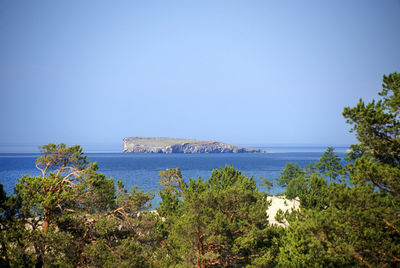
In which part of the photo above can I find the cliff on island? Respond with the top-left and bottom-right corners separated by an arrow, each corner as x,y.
123,137 -> 266,154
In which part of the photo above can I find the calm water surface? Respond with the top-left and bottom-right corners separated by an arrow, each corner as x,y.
0,147 -> 348,207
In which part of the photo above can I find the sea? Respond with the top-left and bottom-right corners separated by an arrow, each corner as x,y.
0,146 -> 349,208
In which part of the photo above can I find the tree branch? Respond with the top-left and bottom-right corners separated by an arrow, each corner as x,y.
383,218 -> 400,236
352,254 -> 371,268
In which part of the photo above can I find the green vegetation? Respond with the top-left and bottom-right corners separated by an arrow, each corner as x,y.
1,72 -> 399,267
157,166 -> 283,267
124,137 -> 199,147
276,72 -> 400,267
0,144 -> 158,267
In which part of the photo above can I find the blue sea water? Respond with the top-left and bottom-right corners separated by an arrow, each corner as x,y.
0,146 -> 348,208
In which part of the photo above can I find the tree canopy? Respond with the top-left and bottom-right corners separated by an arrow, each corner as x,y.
277,72 -> 400,267
157,165 -> 282,267
0,144 -> 157,267
1,72 -> 399,267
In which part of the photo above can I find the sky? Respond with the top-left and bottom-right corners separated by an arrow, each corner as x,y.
0,0 -> 399,152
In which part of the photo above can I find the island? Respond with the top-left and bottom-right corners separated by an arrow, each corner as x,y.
122,137 -> 266,153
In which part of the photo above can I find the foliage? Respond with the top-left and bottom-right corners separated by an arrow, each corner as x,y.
157,168 -> 184,218
157,165 -> 283,267
0,144 -> 158,267
343,73 -> 400,168
315,146 -> 345,183
275,162 -> 307,199
276,162 -> 304,188
277,72 -> 400,267
339,72 -> 400,266
259,176 -> 274,193
1,72 -> 400,267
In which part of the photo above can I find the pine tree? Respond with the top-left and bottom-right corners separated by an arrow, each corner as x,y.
158,165 -> 282,267
2,144 -> 158,267
315,147 -> 345,183
278,73 -> 400,267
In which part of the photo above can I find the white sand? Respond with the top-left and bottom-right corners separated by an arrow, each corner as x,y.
147,196 -> 300,227
266,196 -> 300,227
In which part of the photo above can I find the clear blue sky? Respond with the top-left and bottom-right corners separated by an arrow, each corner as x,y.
0,0 -> 399,152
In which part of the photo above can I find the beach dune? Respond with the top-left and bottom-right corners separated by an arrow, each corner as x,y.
267,196 -> 300,227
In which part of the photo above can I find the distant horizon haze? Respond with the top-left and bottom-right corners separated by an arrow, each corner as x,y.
0,140 -> 352,154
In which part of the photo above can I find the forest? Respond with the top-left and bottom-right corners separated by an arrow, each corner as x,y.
1,73 -> 399,267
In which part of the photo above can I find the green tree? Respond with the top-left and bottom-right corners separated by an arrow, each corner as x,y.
0,184 -> 37,267
2,143 -> 158,267
11,144 -> 115,267
278,73 -> 400,267
315,147 -> 345,183
82,180 -> 157,268
276,162 -> 304,188
159,165 -> 282,267
340,72 -> 400,266
276,162 -> 307,199
259,176 -> 274,194
157,168 -> 184,218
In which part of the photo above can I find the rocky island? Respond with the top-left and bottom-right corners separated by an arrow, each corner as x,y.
123,137 -> 266,153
